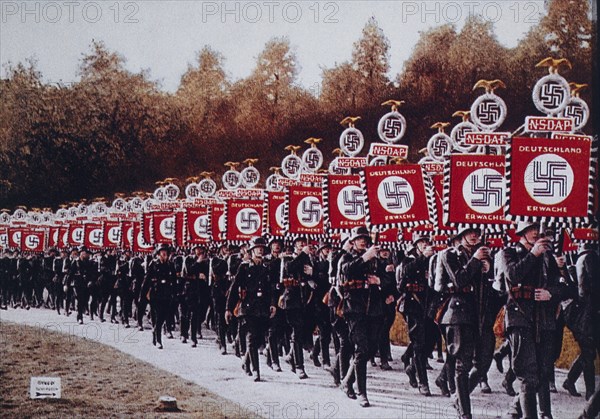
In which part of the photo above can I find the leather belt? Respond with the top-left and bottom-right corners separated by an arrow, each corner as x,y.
511,286 -> 535,300
342,280 -> 366,290
447,285 -> 473,294
282,278 -> 300,287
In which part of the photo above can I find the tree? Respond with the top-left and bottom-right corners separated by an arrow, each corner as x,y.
351,17 -> 392,107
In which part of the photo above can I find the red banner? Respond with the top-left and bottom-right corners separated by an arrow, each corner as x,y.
286,185 -> 324,236
186,206 -> 211,244
59,226 -> 69,249
508,137 -> 593,221
445,154 -> 508,226
226,199 -> 264,241
151,211 -> 175,244
21,229 -> 45,253
47,227 -> 60,248
68,222 -> 85,247
8,228 -> 23,249
265,191 -> 286,237
210,204 -> 226,242
84,223 -> 104,250
362,164 -> 432,228
121,221 -> 134,250
324,175 -> 365,231
0,227 -> 8,249
142,212 -> 152,244
133,222 -> 153,253
174,211 -> 186,247
103,221 -> 121,248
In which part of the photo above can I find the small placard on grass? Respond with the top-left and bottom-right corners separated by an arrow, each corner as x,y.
30,377 -> 61,399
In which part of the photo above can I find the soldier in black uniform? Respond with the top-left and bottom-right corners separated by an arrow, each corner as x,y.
398,234 -> 437,396
563,243 -> 599,400
264,238 -> 286,371
339,226 -> 389,407
210,247 -> 230,354
0,250 -> 10,309
98,249 -> 118,323
310,241 -> 333,369
17,252 -> 33,309
116,249 -> 134,327
68,246 -> 96,324
279,236 -> 312,379
52,249 -> 68,315
142,244 -> 176,349
225,237 -> 274,382
376,246 -> 398,371
435,227 -> 490,419
180,245 -> 205,347
131,253 -> 148,330
42,249 -> 57,308
501,221 -> 565,419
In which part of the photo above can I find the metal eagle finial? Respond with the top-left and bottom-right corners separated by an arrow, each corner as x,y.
269,167 -> 281,174
186,176 -> 200,183
569,82 -> 588,97
452,110 -> 471,122
243,158 -> 259,166
473,79 -> 506,94
381,99 -> 405,112
284,145 -> 302,155
430,122 -> 450,133
304,137 -> 323,147
340,116 -> 361,127
332,148 -> 344,157
199,171 -> 214,179
224,162 -> 240,170
535,57 -> 572,74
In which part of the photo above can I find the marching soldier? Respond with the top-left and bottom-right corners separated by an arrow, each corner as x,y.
142,244 -> 176,349
339,226 -> 388,407
435,227 -> 490,419
52,249 -> 68,315
180,245 -> 205,347
0,250 -> 10,309
132,253 -> 148,330
501,221 -> 565,419
397,234 -> 436,396
264,238 -> 286,371
42,249 -> 57,309
115,249 -> 134,327
311,241 -> 333,369
564,243 -> 599,400
225,237 -> 274,382
279,236 -> 313,379
211,245 -> 230,354
67,246 -> 96,324
376,245 -> 398,371
98,249 -> 118,323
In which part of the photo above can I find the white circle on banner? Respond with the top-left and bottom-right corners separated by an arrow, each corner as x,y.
427,133 -> 454,161
462,168 -> 505,214
198,178 -> 217,197
235,208 -> 261,235
108,226 -> 121,244
222,171 -> 241,190
88,228 -> 103,247
377,176 -> 414,215
377,111 -> 406,143
194,215 -> 210,238
369,156 -> 388,166
282,154 -> 302,179
266,174 -> 283,192
524,153 -> 574,205
24,234 -> 40,250
532,73 -> 570,115
275,203 -> 285,229
561,97 -> 589,131
339,127 -> 364,157
126,226 -> 134,245
159,218 -> 175,239
218,214 -> 226,232
337,185 -> 365,221
72,227 -> 84,244
12,230 -> 22,246
185,183 -> 201,200
296,196 -> 322,228
164,184 -> 180,201
471,93 -> 507,130
241,166 -> 260,188
302,148 -> 324,173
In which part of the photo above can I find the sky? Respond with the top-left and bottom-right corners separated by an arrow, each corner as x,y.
0,1 -> 548,92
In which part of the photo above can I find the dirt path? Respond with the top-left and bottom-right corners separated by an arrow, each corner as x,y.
1,308 -> 593,418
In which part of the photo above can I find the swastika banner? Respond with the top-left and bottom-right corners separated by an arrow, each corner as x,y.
285,185 -> 325,237
21,229 -> 45,253
67,222 -> 85,247
431,174 -> 456,232
443,154 -> 509,229
47,227 -> 60,249
186,207 -> 211,245
8,228 -> 24,249
103,221 -> 121,248
507,136 -> 596,225
120,221 -> 134,250
133,222 -> 153,253
264,191 -> 286,237
323,175 -> 366,232
225,199 -> 264,242
210,204 -> 226,242
361,164 -> 433,229
151,211 -> 176,244
83,223 -> 104,250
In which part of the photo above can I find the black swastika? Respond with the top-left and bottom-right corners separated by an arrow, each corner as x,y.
244,171 -> 259,184
343,133 -> 361,151
161,220 -> 175,237
26,236 -> 40,248
285,158 -> 301,173
562,104 -> 584,127
430,138 -> 450,156
239,211 -> 259,231
304,150 -> 321,168
383,180 -> 412,209
539,82 -> 566,108
196,217 -> 209,234
301,200 -> 321,224
469,173 -> 503,207
224,172 -> 239,185
342,189 -> 364,216
382,116 -> 403,138
91,230 -> 103,243
477,100 -> 501,124
532,160 -> 568,197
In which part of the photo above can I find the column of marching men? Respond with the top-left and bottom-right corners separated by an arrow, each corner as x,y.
1,224 -> 599,418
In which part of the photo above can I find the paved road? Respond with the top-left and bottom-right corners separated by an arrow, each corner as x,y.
0,308 -> 591,418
